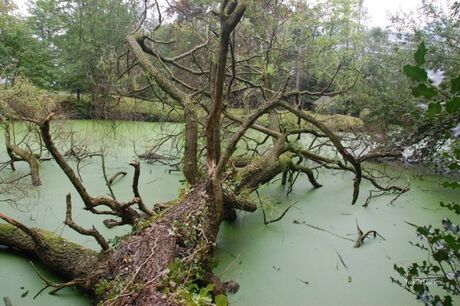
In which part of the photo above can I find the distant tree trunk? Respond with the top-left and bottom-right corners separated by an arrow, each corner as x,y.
1,118 -> 41,186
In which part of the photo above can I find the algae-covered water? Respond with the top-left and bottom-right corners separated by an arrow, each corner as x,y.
0,120 -> 458,306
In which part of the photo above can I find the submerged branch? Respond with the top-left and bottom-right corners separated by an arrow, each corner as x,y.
262,201 -> 298,225
108,171 -> 128,186
39,113 -> 141,227
30,261 -> 85,298
293,219 -> 354,242
129,160 -> 153,216
279,101 -> 362,204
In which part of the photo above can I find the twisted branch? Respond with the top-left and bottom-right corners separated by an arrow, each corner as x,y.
65,194 -> 110,251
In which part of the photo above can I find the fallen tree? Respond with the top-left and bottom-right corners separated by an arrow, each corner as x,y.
0,1 -> 408,305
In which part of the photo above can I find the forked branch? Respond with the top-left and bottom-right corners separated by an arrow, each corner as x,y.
39,113 -> 141,227
129,160 -> 153,216
65,194 -> 110,251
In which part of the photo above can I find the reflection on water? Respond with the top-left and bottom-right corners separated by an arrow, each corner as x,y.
0,120 -> 459,306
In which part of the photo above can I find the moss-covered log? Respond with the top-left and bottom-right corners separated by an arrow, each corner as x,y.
94,183 -> 220,305
0,183 -> 227,306
0,223 -> 100,290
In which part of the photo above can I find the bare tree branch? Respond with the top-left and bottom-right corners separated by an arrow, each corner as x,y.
65,194 -> 110,251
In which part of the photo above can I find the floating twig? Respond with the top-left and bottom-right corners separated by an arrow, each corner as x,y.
30,262 -> 83,299
262,201 -> 298,225
297,278 -> 309,286
336,250 -> 348,270
293,219 -> 354,242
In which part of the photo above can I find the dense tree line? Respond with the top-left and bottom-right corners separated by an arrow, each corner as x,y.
2,0 -> 457,127
1,0 -> 139,93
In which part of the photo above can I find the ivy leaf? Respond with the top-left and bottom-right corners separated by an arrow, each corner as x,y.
443,296 -> 453,306
408,263 -> 419,276
448,162 -> 460,171
417,227 -> 429,236
444,235 -> 459,251
215,294 -> 228,306
199,284 -> 214,298
266,64 -> 275,76
412,84 -> 437,98
414,42 -> 426,66
455,148 -> 460,159
446,97 -> 460,114
451,76 -> 460,93
440,201 -> 460,214
433,250 -> 449,262
413,283 -> 425,294
394,264 -> 406,276
404,65 -> 428,82
427,102 -> 441,117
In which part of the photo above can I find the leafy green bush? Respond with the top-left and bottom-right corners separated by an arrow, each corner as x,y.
0,77 -> 58,120
397,41 -> 460,169
391,42 -> 460,306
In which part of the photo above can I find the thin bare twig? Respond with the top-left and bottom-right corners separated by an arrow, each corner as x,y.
30,261 -> 84,298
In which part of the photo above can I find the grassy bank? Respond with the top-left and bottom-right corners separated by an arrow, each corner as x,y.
55,94 -> 363,131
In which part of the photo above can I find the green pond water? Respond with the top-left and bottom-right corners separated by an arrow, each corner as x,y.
0,120 -> 458,306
